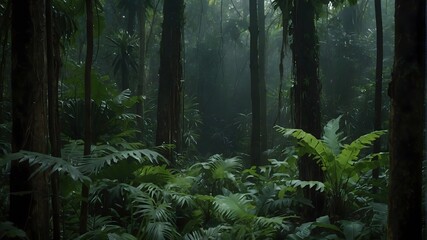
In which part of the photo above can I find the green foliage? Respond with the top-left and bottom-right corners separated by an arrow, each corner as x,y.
275,115 -> 387,218
0,221 -> 28,239
61,89 -> 142,143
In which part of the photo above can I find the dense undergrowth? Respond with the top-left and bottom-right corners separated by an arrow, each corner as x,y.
0,116 -> 388,240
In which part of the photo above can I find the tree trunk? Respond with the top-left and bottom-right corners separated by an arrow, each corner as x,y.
80,0 -> 94,234
258,0 -> 267,164
46,0 -> 62,238
136,1 -> 146,141
249,0 -> 260,166
387,0 -> 425,239
10,0 -> 50,239
0,1 -> 10,125
372,0 -> 383,193
155,0 -> 184,161
291,0 -> 324,221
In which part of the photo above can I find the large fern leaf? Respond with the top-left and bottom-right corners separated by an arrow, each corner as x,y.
213,193 -> 255,222
322,115 -> 344,155
275,126 -> 334,167
336,130 -> 387,166
6,151 -> 89,182
77,148 -> 167,175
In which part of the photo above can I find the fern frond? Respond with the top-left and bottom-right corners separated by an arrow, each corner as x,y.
275,126 -> 334,167
322,115 -> 344,155
77,148 -> 167,175
213,194 -> 255,222
286,180 -> 325,192
336,130 -> 387,166
209,156 -> 242,181
134,165 -> 173,186
142,222 -> 180,240
6,151 -> 89,182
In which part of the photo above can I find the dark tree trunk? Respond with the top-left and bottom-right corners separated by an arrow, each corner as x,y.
0,1 -> 10,125
387,0 -> 425,239
372,0 -> 383,193
155,0 -> 184,160
136,0 -> 146,141
80,0 -> 94,234
258,0 -> 267,164
10,0 -> 50,239
291,0 -> 325,221
46,0 -> 62,238
249,0 -> 261,166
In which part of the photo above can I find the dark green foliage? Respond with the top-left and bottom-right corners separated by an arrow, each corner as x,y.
276,115 -> 388,222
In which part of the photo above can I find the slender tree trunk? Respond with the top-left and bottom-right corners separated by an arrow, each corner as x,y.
80,0 -> 94,234
387,0 -> 425,238
46,0 -> 62,238
121,57 -> 129,90
372,0 -> 383,194
155,0 -> 184,160
0,1 -> 11,125
258,0 -> 267,163
10,0 -> 50,239
292,0 -> 324,221
136,1 -> 146,141
249,0 -> 260,166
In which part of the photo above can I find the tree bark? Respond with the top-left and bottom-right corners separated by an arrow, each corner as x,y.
372,0 -> 383,193
387,0 -> 425,238
291,0 -> 324,221
155,0 -> 184,160
80,0 -> 94,234
10,0 -> 50,239
258,0 -> 267,164
136,0 -> 146,141
249,0 -> 260,166
46,0 -> 62,238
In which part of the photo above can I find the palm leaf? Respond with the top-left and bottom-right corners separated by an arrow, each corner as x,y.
142,222 -> 180,240
6,151 -> 89,182
213,194 -> 255,222
77,148 -> 167,175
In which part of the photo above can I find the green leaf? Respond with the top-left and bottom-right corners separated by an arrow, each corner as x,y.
340,220 -> 365,240
336,130 -> 387,166
322,115 -> 344,155
213,194 -> 255,221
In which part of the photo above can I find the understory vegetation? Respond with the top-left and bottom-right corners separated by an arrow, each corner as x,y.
0,115 -> 388,239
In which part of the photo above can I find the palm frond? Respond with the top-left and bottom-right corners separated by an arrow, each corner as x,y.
142,222 -> 180,240
6,151 -> 89,182
213,193 -> 255,222
77,148 -> 167,175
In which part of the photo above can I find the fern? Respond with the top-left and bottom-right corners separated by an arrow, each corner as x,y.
275,126 -> 335,169
77,148 -> 167,175
5,151 -> 89,182
276,116 -> 387,218
213,193 -> 255,222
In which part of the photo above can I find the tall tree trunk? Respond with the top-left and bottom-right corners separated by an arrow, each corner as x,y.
46,0 -> 62,238
387,0 -> 425,238
258,0 -> 267,163
10,0 -> 50,239
291,0 -> 324,221
372,0 -> 383,193
155,0 -> 184,161
0,1 -> 11,125
136,0 -> 146,141
80,0 -> 94,234
249,0 -> 260,166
